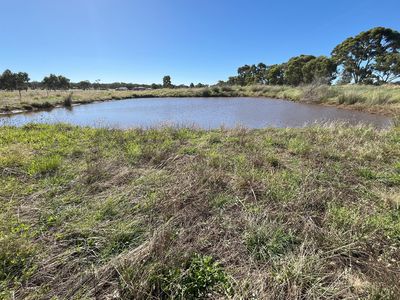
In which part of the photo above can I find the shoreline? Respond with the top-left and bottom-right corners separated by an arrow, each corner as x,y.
0,94 -> 397,118
0,85 -> 399,117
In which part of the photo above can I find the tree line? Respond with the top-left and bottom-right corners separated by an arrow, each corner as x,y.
0,71 -> 159,93
0,71 -> 208,96
222,27 -> 400,86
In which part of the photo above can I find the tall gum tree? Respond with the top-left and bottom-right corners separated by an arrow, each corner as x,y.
332,27 -> 400,84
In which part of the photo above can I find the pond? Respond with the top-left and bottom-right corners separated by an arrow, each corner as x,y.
0,97 -> 393,129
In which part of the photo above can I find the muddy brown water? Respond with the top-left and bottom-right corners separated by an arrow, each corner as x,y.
0,97 -> 393,129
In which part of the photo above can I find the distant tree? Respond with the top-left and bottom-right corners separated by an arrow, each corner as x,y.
190,82 -> 195,88
237,65 -> 255,85
227,76 -> 240,85
302,56 -> 337,84
42,74 -> 70,92
57,75 -> 70,90
284,55 -> 316,86
195,83 -> 208,88
232,63 -> 269,86
255,63 -> 268,84
0,69 -> 15,90
42,74 -> 59,91
0,70 -> 30,99
93,79 -> 101,90
332,27 -> 400,84
29,81 -> 42,90
163,75 -> 173,88
265,64 -> 286,85
77,80 -> 91,90
15,72 -> 30,99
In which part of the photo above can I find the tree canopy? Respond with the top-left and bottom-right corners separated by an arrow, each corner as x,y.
332,27 -> 400,84
0,69 -> 30,91
42,74 -> 70,90
227,56 -> 337,86
0,69 -> 30,98
163,75 -> 173,88
225,27 -> 399,86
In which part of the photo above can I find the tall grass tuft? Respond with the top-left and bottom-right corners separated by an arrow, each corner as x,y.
63,92 -> 73,107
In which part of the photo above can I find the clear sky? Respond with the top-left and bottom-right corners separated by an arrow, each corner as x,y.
1,0 -> 399,85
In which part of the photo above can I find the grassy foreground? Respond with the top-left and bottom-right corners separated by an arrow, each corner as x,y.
1,84 -> 400,116
0,123 -> 399,299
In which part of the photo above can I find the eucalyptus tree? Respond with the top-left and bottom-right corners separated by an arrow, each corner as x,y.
284,55 -> 316,86
15,72 -> 30,98
42,74 -> 60,91
42,74 -> 70,91
57,75 -> 70,90
265,64 -> 286,85
0,70 -> 30,99
332,27 -> 400,84
77,80 -> 91,90
302,56 -> 337,84
163,75 -> 173,88
0,69 -> 15,90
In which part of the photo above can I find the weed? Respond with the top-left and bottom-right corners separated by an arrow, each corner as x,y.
152,254 -> 232,299
288,137 -> 310,155
27,154 -> 61,176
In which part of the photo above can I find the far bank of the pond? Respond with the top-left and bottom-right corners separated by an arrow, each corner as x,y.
0,84 -> 399,116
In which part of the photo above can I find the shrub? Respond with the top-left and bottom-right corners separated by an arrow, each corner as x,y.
63,92 -> 73,107
201,88 -> 211,97
211,86 -> 220,94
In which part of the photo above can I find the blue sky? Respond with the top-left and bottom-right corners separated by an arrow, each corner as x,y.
1,0 -> 399,84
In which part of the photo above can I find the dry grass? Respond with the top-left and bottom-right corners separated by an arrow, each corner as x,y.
0,123 -> 399,299
1,84 -> 399,116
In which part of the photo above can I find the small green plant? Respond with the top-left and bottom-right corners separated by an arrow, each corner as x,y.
358,167 -> 378,179
246,226 -> 297,261
126,142 -> 142,163
154,254 -> 232,299
95,199 -> 119,221
288,137 -> 310,155
212,193 -> 236,208
28,155 -> 61,176
0,223 -> 37,282
368,210 -> 400,242
101,223 -> 144,258
326,203 -> 362,233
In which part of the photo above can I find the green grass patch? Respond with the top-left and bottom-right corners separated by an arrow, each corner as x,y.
27,154 -> 62,176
